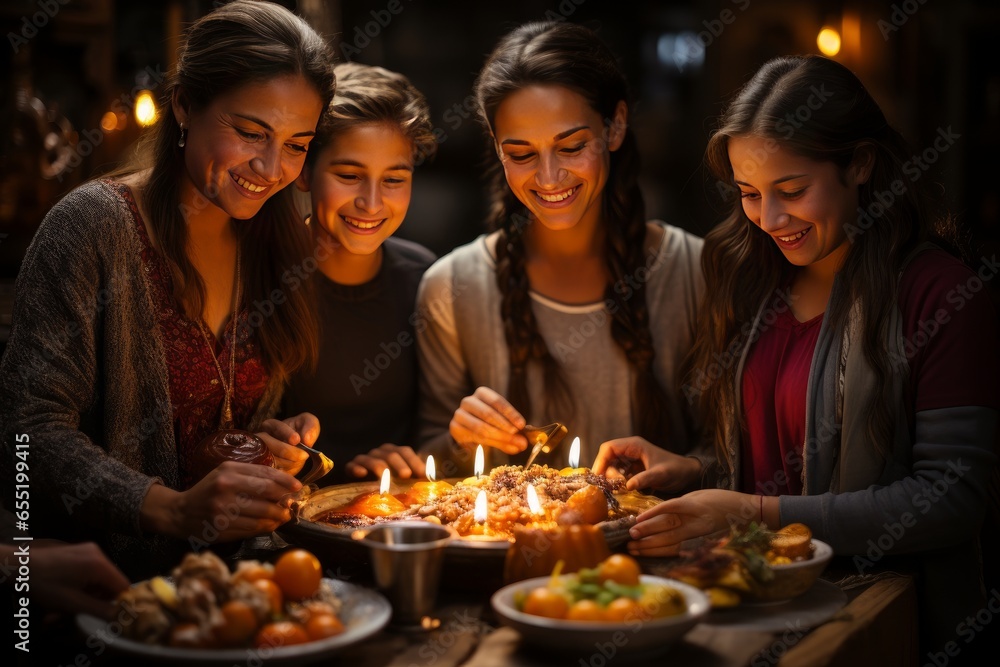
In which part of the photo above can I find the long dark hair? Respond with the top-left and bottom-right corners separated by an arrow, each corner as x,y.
474,21 -> 670,442
689,55 -> 957,472
125,0 -> 335,380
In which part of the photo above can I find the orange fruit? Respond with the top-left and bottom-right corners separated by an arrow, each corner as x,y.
566,599 -> 605,622
215,600 -> 258,646
305,613 -> 345,640
253,621 -> 309,649
522,587 -> 570,619
273,549 -> 323,601
603,597 -> 642,623
598,554 -> 641,586
252,578 -> 284,618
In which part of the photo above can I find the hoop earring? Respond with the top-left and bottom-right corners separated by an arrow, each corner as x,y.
178,123 -> 187,148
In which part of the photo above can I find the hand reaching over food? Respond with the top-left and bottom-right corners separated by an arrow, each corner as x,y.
592,437 -> 702,493
345,444 -> 426,479
257,413 -> 321,475
626,489 -> 780,557
449,386 -> 529,455
140,462 -> 301,543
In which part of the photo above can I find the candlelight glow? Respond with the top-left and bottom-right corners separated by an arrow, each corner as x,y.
426,455 -> 436,482
568,437 -> 580,469
474,490 -> 487,524
817,27 -> 841,57
379,468 -> 390,495
474,444 -> 484,477
526,484 -> 543,515
134,91 -> 157,127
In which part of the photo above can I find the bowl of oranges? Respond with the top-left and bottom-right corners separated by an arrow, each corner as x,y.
490,554 -> 709,657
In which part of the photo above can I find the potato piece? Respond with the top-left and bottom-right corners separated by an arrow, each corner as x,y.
771,523 -> 812,560
706,587 -> 741,608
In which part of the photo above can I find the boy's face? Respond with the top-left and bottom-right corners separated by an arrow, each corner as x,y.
300,121 -> 414,257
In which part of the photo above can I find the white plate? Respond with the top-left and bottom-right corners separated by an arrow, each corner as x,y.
76,578 -> 390,666
491,574 -> 710,657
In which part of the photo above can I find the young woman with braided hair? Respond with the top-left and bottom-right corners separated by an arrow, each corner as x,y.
415,21 -> 706,484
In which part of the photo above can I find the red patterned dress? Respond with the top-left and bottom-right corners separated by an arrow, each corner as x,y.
116,182 -> 269,489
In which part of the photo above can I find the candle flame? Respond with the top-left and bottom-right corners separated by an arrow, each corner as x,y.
474,444 -> 484,477
568,436 -> 581,469
474,489 -> 487,524
426,455 -> 436,482
526,484 -> 543,515
379,468 -> 390,495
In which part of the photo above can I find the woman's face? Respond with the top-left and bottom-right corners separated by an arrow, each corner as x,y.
300,122 -> 414,257
492,84 -> 625,233
728,135 -> 869,273
175,74 -> 324,221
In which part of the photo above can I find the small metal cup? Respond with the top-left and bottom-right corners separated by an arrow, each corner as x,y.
353,521 -> 454,628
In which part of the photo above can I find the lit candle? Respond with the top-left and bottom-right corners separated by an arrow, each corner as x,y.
559,437 -> 589,476
401,455 -> 454,506
526,484 -> 544,515
461,445 -> 487,487
469,489 -> 488,535
380,467 -> 391,494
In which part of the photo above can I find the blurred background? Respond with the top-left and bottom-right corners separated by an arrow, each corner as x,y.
2,0 -> 999,350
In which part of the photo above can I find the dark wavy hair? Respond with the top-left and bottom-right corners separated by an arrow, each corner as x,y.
474,21 -> 671,442
124,0 -> 335,380
688,54 -> 958,473
307,61 -> 437,168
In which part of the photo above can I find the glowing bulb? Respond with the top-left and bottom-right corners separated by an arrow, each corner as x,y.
526,484 -> 543,515
817,27 -> 841,57
379,468 -> 390,495
474,490 -> 487,524
134,91 -> 157,127
568,437 -> 581,469
100,111 -> 117,132
426,455 -> 436,482
474,445 -> 484,478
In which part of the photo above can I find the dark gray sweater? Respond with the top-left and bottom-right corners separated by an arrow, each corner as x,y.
0,180 -> 283,579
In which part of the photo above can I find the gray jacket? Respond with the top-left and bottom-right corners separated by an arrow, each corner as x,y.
717,247 -> 998,649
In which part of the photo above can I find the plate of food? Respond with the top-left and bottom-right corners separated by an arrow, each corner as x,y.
652,522 -> 834,608
491,554 -> 710,657
76,548 -> 390,665
284,464 -> 662,558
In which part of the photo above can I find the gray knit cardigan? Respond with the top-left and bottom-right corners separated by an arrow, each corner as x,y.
0,180 -> 283,578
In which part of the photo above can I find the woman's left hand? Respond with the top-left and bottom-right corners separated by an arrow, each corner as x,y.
257,413 -> 320,475
626,489 -> 763,557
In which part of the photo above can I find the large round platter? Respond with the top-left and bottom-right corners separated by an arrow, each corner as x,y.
284,477 -> 660,559
75,578 -> 390,666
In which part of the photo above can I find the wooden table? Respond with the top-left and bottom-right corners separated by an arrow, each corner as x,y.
329,568 -> 918,667
12,553 -> 917,667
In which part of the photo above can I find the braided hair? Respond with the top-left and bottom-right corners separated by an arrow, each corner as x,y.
475,22 -> 671,442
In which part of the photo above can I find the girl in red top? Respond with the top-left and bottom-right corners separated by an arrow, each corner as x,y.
594,55 -> 999,654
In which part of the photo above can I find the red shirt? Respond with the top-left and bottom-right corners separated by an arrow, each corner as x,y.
740,249 -> 1000,496
117,183 -> 269,489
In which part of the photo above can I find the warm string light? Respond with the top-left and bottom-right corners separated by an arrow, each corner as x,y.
817,27 -> 841,57
134,90 -> 157,127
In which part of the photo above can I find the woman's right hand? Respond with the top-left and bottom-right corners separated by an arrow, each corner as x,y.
143,462 -> 302,543
449,386 -> 529,455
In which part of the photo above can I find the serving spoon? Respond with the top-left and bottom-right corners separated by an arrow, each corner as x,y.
521,422 -> 569,468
